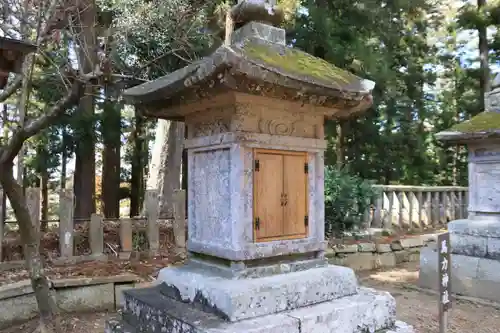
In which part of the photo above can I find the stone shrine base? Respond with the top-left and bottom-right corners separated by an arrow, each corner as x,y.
420,218 -> 500,302
105,264 -> 414,333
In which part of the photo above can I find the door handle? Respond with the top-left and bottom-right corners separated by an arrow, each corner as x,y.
281,193 -> 288,206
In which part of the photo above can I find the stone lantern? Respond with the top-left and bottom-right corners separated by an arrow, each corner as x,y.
0,37 -> 37,88
107,1 -> 414,332
419,73 -> 500,302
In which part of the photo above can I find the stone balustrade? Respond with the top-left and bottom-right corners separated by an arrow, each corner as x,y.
364,185 -> 469,230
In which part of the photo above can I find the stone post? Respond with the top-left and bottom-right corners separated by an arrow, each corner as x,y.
119,219 -> 133,259
58,189 -> 74,258
145,189 -> 159,256
25,188 -> 41,250
90,213 -> 104,257
173,189 -> 186,249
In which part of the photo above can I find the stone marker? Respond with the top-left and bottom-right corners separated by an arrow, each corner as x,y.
419,72 -> 500,303
172,189 -> 186,249
89,213 -> 104,256
107,1 -> 414,332
59,190 -> 74,258
144,189 -> 159,256
25,188 -> 40,250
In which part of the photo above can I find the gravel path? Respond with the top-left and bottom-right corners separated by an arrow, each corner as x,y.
2,262 -> 499,333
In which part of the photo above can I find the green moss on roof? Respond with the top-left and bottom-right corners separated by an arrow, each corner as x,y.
449,111 -> 500,133
243,42 -> 357,85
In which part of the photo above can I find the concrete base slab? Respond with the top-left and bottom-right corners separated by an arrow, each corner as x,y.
104,285 -> 414,333
156,264 -> 358,321
419,246 -> 500,302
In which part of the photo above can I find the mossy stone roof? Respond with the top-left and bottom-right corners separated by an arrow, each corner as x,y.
449,111 -> 500,133
436,111 -> 500,143
122,29 -> 375,116
242,42 -> 358,89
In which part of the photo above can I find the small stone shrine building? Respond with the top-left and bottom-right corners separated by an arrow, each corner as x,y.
108,1 -> 414,332
420,73 -> 500,302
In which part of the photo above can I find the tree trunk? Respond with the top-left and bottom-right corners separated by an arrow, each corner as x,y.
145,119 -> 170,197
130,110 -> 145,217
101,87 -> 121,218
158,122 -> 185,219
60,130 -> 67,190
478,0 -> 490,112
0,166 -> 61,333
73,0 -> 98,220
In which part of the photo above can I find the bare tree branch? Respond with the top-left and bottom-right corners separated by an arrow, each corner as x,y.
0,76 -> 22,103
0,67 -> 102,165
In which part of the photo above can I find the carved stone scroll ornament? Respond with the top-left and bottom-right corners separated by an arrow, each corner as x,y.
258,119 -> 296,136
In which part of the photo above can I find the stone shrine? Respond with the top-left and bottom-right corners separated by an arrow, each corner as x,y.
107,1 -> 414,332
420,73 -> 500,302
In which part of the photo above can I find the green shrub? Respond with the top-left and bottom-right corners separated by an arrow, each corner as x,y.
324,166 -> 381,237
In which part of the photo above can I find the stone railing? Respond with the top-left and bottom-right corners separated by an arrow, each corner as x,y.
364,185 -> 469,230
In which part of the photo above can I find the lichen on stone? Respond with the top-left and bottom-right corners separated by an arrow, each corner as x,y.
449,111 -> 500,133
242,41 -> 357,85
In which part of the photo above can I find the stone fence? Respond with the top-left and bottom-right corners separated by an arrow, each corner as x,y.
0,188 -> 186,266
0,184 -> 469,264
364,185 -> 468,230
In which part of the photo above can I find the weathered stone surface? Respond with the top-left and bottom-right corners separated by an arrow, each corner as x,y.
390,241 -> 403,251
358,242 -> 376,252
186,140 -> 326,262
487,236 -> 500,259
419,247 -> 500,302
108,286 -> 403,333
186,257 -> 327,279
231,21 -> 285,45
57,283 -> 115,312
121,286 -> 301,333
450,233 -> 487,257
376,243 -> 392,253
333,244 -> 358,253
0,283 -> 116,329
399,237 -> 424,249
115,283 -> 136,309
288,287 -> 395,333
385,320 -> 416,333
448,219 -> 500,238
375,253 -> 396,269
156,264 -> 358,321
342,252 -> 375,271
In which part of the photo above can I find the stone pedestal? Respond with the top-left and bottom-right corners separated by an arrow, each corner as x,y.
111,5 -> 414,332
420,76 -> 500,302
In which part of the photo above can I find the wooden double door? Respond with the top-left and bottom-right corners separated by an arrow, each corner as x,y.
253,149 -> 309,242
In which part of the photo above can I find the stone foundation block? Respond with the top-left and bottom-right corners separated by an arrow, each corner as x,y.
156,264 -> 358,321
450,233 -> 487,257
106,285 -> 412,333
287,287 -> 396,333
419,247 -> 500,302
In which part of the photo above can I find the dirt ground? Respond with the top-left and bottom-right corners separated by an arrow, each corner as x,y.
1,261 -> 499,333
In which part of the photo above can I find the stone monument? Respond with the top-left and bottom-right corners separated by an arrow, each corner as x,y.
107,1 -> 414,332
419,73 -> 500,302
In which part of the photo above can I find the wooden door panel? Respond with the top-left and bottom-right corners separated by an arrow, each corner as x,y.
254,152 -> 283,241
283,153 -> 308,238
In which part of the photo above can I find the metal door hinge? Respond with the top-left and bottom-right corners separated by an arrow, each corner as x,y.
255,217 -> 260,230
304,215 -> 309,227
304,163 -> 309,174
254,159 -> 260,172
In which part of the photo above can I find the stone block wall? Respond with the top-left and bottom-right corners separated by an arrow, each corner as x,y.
326,235 -> 435,271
